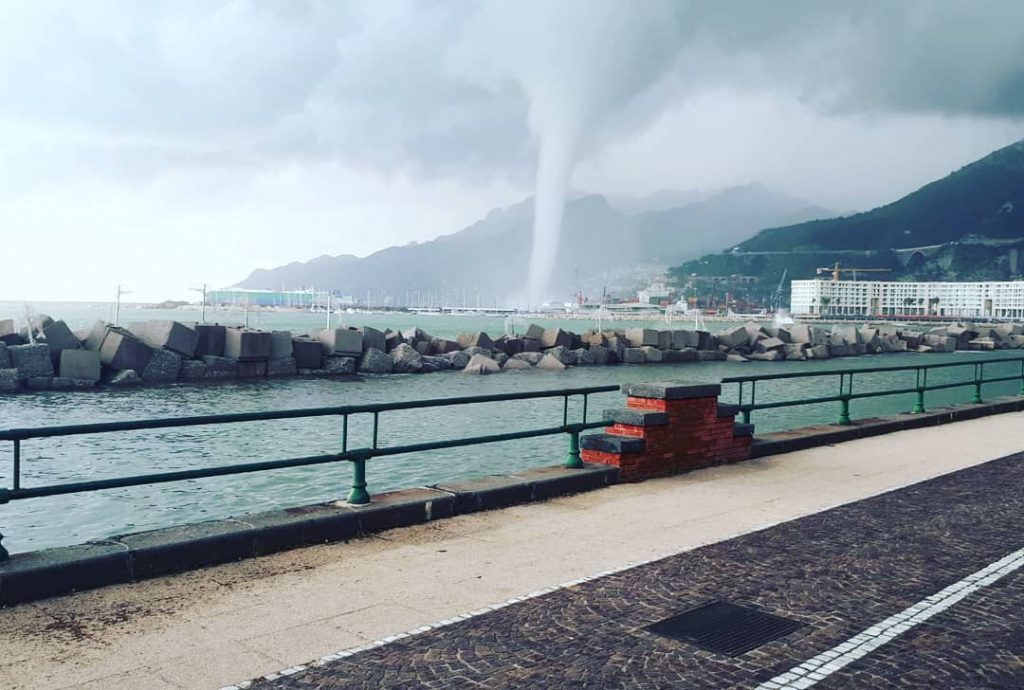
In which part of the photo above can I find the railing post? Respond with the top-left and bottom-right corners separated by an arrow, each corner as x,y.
838,373 -> 851,425
564,427 -> 583,469
347,455 -> 370,505
0,487 -> 9,562
972,363 -> 983,404
1019,360 -> 1024,396
912,368 -> 926,414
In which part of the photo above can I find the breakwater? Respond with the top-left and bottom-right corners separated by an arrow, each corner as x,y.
0,314 -> 1022,394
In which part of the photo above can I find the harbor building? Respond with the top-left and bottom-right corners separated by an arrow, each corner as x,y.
790,279 -> 1024,319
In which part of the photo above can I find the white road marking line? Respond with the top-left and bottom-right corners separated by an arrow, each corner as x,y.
755,546 -> 1024,690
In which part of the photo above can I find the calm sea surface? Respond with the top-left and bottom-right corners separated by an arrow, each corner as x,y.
1,301 -> 1020,553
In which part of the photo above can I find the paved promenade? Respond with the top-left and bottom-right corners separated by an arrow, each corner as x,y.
2,412 -> 1024,689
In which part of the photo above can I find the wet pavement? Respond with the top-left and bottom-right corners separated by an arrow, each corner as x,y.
247,452 -> 1024,689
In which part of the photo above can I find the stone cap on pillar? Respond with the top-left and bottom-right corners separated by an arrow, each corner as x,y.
621,381 -> 722,400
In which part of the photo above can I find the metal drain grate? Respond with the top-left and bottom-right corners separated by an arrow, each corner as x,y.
646,600 -> 803,657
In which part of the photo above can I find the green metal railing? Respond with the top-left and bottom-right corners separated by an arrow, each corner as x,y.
0,384 -> 618,560
723,356 -> 1024,426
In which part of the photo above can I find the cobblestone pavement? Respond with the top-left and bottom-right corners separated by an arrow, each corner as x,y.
248,453 -> 1024,689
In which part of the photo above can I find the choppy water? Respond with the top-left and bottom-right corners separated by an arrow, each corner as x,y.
2,351 -> 1021,554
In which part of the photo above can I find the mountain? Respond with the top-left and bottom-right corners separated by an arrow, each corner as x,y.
736,139 -> 1024,252
605,189 -> 711,214
234,185 -> 828,303
670,139 -> 1024,304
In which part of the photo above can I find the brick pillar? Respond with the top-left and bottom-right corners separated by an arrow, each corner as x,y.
581,382 -> 753,481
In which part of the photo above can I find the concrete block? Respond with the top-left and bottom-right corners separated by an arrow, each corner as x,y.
522,338 -> 541,352
716,326 -> 749,349
270,331 -> 293,359
10,343 -> 55,381
291,338 -> 322,369
236,360 -> 267,378
463,353 -> 501,374
625,328 -> 658,347
758,337 -> 786,352
502,358 -> 531,370
26,376 -> 53,390
42,320 -> 81,353
142,348 -> 181,381
83,321 -> 109,352
0,344 -> 8,369
315,327 -> 363,356
59,349 -> 101,382
641,346 -> 663,363
358,347 -> 393,374
545,345 -> 576,365
0,319 -> 14,339
430,338 -> 462,355
99,328 -> 153,372
534,354 -> 567,371
456,332 -> 494,350
671,330 -> 699,349
512,352 -> 543,365
656,330 -> 672,349
324,356 -> 357,375
194,324 -> 226,357
201,355 -> 238,379
621,347 -> 646,364
748,350 -> 783,361
0,369 -> 19,393
225,328 -> 272,361
622,381 -> 722,400
178,360 -> 207,380
134,321 -> 198,357
357,327 -> 386,352
524,323 -> 545,340
266,357 -> 298,377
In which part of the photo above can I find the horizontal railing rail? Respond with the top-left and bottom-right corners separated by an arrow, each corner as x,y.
722,355 -> 1024,426
0,384 -> 619,560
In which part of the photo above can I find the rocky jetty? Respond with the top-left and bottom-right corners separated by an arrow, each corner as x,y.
0,314 -> 1022,395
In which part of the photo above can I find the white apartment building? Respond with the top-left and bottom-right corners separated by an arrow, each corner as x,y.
790,279 -> 1024,319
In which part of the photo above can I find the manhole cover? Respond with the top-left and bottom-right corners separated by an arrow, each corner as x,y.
646,600 -> 803,656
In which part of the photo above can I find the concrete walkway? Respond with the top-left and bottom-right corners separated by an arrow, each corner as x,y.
2,412 -> 1023,689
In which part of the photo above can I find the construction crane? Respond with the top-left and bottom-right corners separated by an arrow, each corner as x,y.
816,262 -> 892,282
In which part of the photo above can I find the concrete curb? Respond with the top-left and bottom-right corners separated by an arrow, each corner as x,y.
0,464 -> 617,606
749,395 -> 1024,458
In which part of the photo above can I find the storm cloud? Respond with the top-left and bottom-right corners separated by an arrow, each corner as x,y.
1,1 -> 1023,301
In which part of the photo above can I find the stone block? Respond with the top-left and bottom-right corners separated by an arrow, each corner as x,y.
194,324 -> 226,357
10,343 -> 55,381
134,321 -> 198,357
716,325 -> 749,349
581,330 -> 607,347
671,330 -> 699,349
622,381 -> 722,400
59,349 -> 101,382
413,341 -> 431,355
589,344 -> 610,365
657,330 -> 672,349
457,332 -> 494,350
267,357 -> 298,377
236,360 -> 267,378
807,344 -> 830,359
270,331 -> 293,359
522,337 -> 541,352
512,352 -> 543,365
27,376 -> 53,390
535,354 -> 567,370
462,353 -> 501,374
83,321 -> 109,352
0,343 -> 7,369
784,343 -> 807,361
621,347 -> 646,364
0,369 -> 19,393
429,338 -> 461,355
545,345 -> 576,365
502,358 -> 531,370
625,328 -> 658,347
178,360 -> 207,380
358,347 -> 393,374
787,324 -> 812,343
99,329 -> 153,372
524,323 -> 545,340
0,319 -> 14,339
747,350 -> 783,361
641,346 -> 663,363
698,350 -> 726,361
201,355 -> 238,379
142,348 -> 181,381
384,330 -> 405,352
291,338 -> 322,369
42,320 -> 81,354
390,343 -> 424,373
572,348 -> 595,365
314,327 -> 363,356
758,337 -> 785,352
224,328 -> 272,361
357,327 -> 386,352
444,351 -> 471,368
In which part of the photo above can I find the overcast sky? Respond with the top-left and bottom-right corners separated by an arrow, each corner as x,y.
2,1 -> 1024,302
